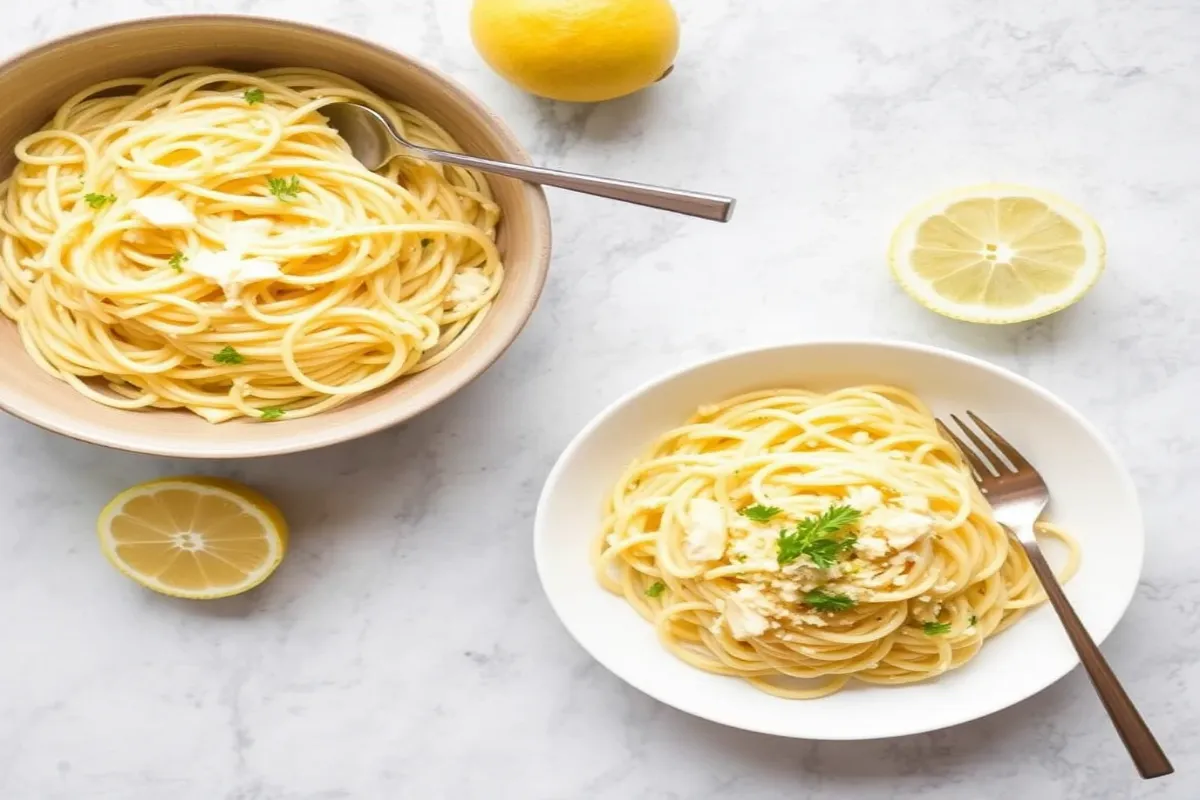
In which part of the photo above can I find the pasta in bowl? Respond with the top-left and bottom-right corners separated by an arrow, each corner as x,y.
0,17 -> 550,456
536,342 -> 1141,739
2,67 -> 502,423
594,385 -> 1078,699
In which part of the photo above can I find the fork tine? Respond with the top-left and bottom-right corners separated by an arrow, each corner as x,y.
965,411 -> 1032,470
936,418 -> 993,479
950,414 -> 1012,475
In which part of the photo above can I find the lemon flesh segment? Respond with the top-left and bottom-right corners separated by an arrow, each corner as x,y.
890,186 -> 1105,324
97,477 -> 287,600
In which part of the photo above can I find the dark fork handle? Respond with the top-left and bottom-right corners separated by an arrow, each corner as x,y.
1019,538 -> 1173,778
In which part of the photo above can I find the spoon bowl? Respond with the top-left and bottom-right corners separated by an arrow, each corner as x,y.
323,102 -> 397,171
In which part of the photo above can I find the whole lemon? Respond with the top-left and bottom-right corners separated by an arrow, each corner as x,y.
470,0 -> 680,103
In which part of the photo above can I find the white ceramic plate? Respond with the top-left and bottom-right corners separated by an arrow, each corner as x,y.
534,341 -> 1142,740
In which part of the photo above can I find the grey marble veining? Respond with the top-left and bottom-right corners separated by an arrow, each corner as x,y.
1,1 -> 1198,798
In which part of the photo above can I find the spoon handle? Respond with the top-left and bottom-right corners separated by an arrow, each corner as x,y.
414,147 -> 735,222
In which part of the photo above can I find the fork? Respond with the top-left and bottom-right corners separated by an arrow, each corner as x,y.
937,412 -> 1172,779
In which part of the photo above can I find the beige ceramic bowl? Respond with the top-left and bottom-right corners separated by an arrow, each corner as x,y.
0,16 -> 552,458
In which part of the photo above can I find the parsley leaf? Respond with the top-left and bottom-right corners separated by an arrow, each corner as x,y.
740,504 -> 782,522
243,87 -> 265,105
777,504 -> 861,567
260,406 -> 285,420
167,252 -> 187,272
645,581 -> 666,598
84,193 -> 116,209
267,176 -> 302,201
802,535 -> 859,568
923,621 -> 952,636
803,589 -> 855,612
212,345 -> 245,365
968,615 -> 978,627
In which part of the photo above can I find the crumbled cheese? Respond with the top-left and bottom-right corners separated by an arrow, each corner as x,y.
220,218 -> 274,249
854,533 -> 890,560
723,585 -> 772,640
850,431 -> 872,445
186,250 -> 282,309
896,494 -> 931,513
448,268 -> 491,306
729,525 -> 779,565
684,498 -> 728,562
130,196 -> 196,228
779,563 -> 827,587
860,503 -> 936,552
933,580 -> 957,593
773,579 -> 801,604
847,485 -> 883,512
182,219 -> 282,307
831,583 -> 866,601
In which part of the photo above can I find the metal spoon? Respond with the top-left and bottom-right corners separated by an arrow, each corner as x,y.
322,102 -> 735,222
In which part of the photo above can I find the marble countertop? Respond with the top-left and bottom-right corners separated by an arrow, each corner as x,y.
1,1 -> 1197,798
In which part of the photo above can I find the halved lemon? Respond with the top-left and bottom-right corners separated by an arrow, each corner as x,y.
889,184 -> 1105,323
97,477 -> 288,599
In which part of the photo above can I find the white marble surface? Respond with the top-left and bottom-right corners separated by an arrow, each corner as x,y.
0,0 -> 1197,797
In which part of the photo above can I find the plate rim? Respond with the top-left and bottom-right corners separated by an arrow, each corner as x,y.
533,338 -> 1144,740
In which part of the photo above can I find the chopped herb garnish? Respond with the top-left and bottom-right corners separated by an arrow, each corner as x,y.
243,87 -> 265,105
212,345 -> 245,365
645,581 -> 666,598
84,193 -> 116,209
923,621 -> 952,636
421,238 -> 432,247
267,175 -> 302,201
968,615 -> 978,627
740,504 -> 782,522
801,534 -> 858,568
260,406 -> 285,420
167,252 -> 187,272
803,589 -> 856,612
777,504 -> 861,568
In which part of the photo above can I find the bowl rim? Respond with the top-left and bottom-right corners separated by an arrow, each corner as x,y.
0,14 -> 553,458
534,338 -> 1144,739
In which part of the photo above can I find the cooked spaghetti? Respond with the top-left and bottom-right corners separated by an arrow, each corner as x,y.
0,67 -> 502,422
593,386 -> 1080,698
